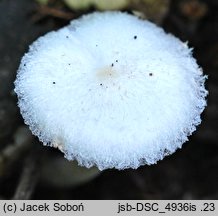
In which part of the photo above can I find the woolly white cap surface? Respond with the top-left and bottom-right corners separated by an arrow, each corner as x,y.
14,12 -> 207,170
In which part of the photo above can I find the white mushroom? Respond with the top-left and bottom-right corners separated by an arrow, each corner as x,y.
14,11 -> 208,170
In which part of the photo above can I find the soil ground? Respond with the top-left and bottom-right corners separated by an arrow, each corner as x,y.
0,0 -> 218,199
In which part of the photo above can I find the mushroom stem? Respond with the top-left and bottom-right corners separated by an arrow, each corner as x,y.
13,151 -> 40,200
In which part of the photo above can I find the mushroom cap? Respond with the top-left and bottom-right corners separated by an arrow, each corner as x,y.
14,11 -> 207,170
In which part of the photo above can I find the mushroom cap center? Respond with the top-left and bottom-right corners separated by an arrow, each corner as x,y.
96,66 -> 118,81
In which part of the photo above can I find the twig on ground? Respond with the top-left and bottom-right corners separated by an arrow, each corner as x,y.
0,127 -> 34,176
32,4 -> 75,22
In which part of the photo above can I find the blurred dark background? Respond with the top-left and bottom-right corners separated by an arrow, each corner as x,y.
0,0 -> 218,199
